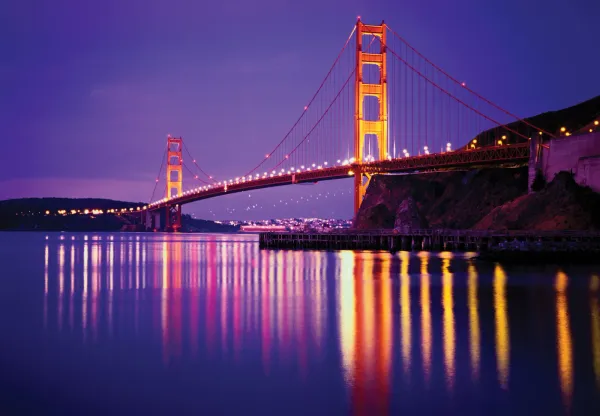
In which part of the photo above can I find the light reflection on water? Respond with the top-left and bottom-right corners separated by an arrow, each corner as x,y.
3,232 -> 600,414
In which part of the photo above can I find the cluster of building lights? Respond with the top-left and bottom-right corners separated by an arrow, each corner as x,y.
42,207 -> 145,216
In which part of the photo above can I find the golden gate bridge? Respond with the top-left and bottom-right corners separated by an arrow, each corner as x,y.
142,19 -> 552,232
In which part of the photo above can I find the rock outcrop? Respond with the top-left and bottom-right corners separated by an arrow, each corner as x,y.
393,197 -> 428,231
474,171 -> 600,230
354,167 -> 528,230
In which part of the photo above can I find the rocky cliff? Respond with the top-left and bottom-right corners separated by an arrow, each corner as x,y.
354,167 -> 600,231
354,167 -> 528,230
474,171 -> 600,230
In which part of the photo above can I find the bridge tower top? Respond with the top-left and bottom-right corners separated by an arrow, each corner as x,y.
166,135 -> 183,199
354,19 -> 387,213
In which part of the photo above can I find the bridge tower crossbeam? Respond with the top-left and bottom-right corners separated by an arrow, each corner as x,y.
166,135 -> 183,232
354,19 -> 387,214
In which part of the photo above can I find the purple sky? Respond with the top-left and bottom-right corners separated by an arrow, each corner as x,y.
1,0 -> 599,220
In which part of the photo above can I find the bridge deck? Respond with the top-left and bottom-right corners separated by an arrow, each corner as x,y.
147,143 -> 530,210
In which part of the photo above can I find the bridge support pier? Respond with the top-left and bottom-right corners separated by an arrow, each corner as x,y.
166,204 -> 182,232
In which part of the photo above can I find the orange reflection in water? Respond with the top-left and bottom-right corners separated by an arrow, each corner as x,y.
591,275 -> 600,391
294,251 -> 308,377
44,243 -> 49,329
377,253 -> 392,406
233,243 -> 241,361
555,270 -> 573,408
206,241 -> 217,355
58,244 -> 65,331
468,263 -> 480,381
69,244 -> 75,330
494,264 -> 510,390
419,252 -> 432,386
261,250 -> 272,374
161,240 -> 169,364
441,252 -> 455,392
338,251 -> 356,384
399,251 -> 411,379
338,251 -> 392,415
82,241 -> 88,337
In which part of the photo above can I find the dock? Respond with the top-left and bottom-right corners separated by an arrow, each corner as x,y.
259,229 -> 600,253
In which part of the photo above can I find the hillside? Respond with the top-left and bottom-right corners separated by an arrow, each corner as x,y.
474,172 -> 600,230
354,167 -> 528,230
465,94 -> 600,148
0,198 -> 239,232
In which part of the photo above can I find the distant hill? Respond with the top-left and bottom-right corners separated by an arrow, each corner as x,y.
0,197 -> 144,214
0,197 -> 239,233
466,94 -> 600,148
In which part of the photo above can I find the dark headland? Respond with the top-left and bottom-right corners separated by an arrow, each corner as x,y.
0,197 -> 239,233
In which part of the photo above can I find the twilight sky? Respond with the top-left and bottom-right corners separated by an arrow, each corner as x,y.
1,0 -> 599,220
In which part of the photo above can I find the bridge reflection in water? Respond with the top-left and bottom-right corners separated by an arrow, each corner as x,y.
40,233 -> 600,413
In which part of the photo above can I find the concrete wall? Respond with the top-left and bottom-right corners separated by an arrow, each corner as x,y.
530,132 -> 600,192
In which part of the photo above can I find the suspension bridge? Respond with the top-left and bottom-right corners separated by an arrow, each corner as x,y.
141,18 -> 552,232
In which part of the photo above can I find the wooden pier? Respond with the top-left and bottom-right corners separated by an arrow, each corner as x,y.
259,229 -> 600,253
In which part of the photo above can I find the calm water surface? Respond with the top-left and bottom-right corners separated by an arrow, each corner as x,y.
0,232 -> 599,415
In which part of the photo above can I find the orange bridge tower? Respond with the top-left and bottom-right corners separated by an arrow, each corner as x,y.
166,135 -> 183,232
354,19 -> 388,214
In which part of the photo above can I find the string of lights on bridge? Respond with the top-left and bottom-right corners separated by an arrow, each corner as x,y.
146,143 -> 458,209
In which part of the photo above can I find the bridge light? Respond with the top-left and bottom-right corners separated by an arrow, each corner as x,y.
595,121 -> 599,125
348,170 -> 354,176
195,175 -> 198,179
193,160 -> 196,163
312,163 -> 316,167
304,106 -> 308,110
291,167 -> 295,171
324,161 -> 328,165
300,165 -> 305,169
285,155 -> 289,159
350,157 -> 356,163
337,159 -> 341,164
266,154 -> 270,158
156,179 -> 159,182
566,132 -> 571,136
473,139 -> 477,144
461,82 -> 466,87
498,140 -> 503,145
